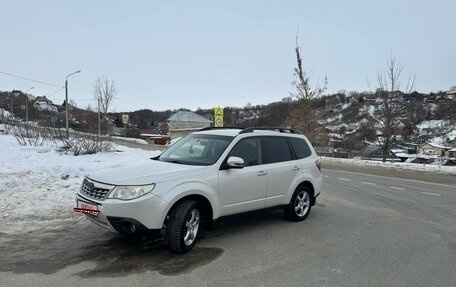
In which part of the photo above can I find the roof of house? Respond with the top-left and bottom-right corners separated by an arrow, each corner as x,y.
167,111 -> 212,123
421,142 -> 448,149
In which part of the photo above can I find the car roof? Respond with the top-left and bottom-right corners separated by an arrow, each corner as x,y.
193,128 -> 305,138
194,129 -> 242,137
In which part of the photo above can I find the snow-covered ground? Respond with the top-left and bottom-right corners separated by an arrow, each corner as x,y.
0,133 -> 160,235
322,156 -> 456,173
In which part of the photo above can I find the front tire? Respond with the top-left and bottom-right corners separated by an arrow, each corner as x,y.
166,200 -> 201,253
284,187 -> 312,221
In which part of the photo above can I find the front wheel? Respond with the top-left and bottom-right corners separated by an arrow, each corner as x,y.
284,187 -> 312,221
166,200 -> 201,253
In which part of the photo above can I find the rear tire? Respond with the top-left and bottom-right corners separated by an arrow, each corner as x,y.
166,200 -> 201,253
284,186 -> 312,221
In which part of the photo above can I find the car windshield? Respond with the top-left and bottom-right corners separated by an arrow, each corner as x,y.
158,134 -> 234,166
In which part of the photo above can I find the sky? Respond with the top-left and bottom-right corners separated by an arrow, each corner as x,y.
0,0 -> 455,112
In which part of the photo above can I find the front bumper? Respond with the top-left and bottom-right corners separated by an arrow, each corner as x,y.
75,192 -> 169,231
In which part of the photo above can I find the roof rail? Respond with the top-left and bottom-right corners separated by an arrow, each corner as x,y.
198,126 -> 244,132
239,127 -> 301,134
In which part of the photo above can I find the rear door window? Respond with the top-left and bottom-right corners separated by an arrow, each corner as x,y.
261,137 -> 292,164
289,138 -> 312,159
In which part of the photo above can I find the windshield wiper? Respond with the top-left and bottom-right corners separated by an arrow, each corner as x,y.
160,159 -> 188,165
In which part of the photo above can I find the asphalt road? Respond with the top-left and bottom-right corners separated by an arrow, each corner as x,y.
1,168 -> 455,286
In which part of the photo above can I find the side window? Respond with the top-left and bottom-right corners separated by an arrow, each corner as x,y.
229,137 -> 262,166
262,137 -> 292,164
289,138 -> 312,159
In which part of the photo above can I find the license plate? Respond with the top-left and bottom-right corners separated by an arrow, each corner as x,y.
77,200 -> 98,211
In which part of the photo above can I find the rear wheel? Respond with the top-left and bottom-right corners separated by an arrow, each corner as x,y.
166,200 -> 201,253
284,186 -> 312,221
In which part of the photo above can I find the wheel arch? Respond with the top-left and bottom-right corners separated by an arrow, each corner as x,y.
284,171 -> 317,206
163,193 -> 215,229
296,181 -> 315,206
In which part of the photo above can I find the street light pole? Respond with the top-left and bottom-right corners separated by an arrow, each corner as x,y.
25,87 -> 34,137
98,98 -> 101,136
65,70 -> 81,138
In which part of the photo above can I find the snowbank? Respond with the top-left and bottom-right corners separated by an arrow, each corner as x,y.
111,136 -> 149,145
416,120 -> 449,130
0,134 -> 160,235
321,156 -> 456,173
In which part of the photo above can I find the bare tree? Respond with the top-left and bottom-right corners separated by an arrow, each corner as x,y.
374,54 -> 415,162
94,77 -> 117,115
291,35 -> 328,101
93,77 -> 117,133
286,34 -> 328,144
356,120 -> 377,148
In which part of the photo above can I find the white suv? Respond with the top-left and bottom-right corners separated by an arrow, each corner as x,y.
74,127 -> 322,253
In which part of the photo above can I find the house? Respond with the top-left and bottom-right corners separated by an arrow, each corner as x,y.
360,145 -> 400,161
0,108 -> 11,121
392,120 -> 414,139
446,148 -> 456,159
445,130 -> 456,147
390,149 -> 412,162
33,96 -> 58,112
418,142 -> 448,157
167,110 -> 212,139
138,128 -> 169,145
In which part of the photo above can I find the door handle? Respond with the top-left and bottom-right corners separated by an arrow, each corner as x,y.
292,166 -> 300,171
257,170 -> 267,176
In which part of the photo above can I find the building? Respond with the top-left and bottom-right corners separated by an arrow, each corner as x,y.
33,96 -> 58,112
138,128 -> 169,145
418,142 -> 448,157
167,111 -> 212,139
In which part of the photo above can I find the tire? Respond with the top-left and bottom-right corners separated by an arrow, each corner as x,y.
166,200 -> 201,253
284,186 -> 312,221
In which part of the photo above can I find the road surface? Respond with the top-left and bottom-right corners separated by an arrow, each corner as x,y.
1,168 -> 455,286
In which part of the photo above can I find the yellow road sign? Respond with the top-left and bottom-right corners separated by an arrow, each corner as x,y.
214,107 -> 224,127
122,114 -> 129,124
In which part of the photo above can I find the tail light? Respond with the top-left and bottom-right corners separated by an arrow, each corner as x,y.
315,159 -> 322,172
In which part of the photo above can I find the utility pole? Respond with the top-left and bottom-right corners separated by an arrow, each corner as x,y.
65,79 -> 68,138
65,70 -> 81,139
25,87 -> 34,137
98,98 -> 101,136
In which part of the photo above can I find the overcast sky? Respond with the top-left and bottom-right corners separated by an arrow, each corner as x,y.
1,0 -> 455,111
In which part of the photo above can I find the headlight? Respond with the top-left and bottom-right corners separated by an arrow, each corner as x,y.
108,184 -> 155,200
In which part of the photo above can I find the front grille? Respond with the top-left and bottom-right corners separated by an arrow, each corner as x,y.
80,178 -> 111,201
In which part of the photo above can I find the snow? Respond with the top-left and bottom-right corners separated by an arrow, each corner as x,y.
416,120 -> 449,130
0,134 -> 160,235
321,156 -> 456,173
111,136 -> 149,145
445,130 -> 456,141
368,106 -> 375,117
322,113 -> 342,124
427,129 -> 456,145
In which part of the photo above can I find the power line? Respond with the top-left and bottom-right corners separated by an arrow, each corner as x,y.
48,87 -> 65,97
0,70 -> 64,88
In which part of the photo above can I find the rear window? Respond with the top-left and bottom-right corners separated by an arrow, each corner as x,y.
289,138 -> 312,159
261,137 -> 292,164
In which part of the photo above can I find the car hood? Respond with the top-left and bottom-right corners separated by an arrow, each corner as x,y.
87,159 -> 207,186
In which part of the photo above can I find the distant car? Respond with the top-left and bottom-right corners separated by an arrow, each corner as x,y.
74,127 -> 322,253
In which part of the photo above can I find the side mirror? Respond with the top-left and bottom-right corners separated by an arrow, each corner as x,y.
227,156 -> 244,168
